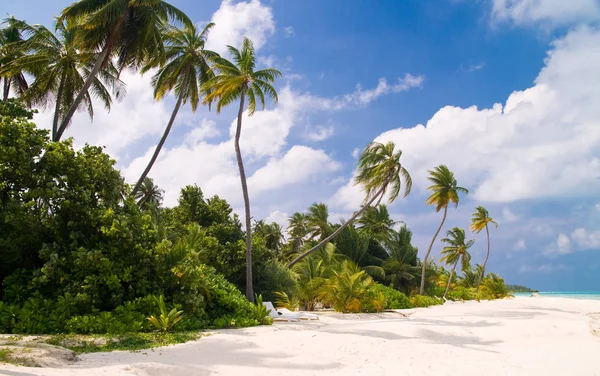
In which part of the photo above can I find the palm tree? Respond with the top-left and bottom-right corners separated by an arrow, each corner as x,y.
306,203 -> 330,241
11,20 -> 124,140
287,212 -> 309,251
382,226 -> 421,294
419,165 -> 468,295
0,17 -> 29,101
254,220 -> 285,255
130,23 -> 217,197
202,37 -> 282,301
440,227 -> 474,300
134,177 -> 164,210
55,0 -> 192,141
470,206 -> 498,292
288,141 -> 412,267
357,204 -> 397,241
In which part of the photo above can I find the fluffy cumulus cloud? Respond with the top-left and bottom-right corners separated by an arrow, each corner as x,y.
205,0 -> 275,55
491,0 -> 600,26
332,26 -> 600,209
306,125 -> 335,142
571,228 -> 600,249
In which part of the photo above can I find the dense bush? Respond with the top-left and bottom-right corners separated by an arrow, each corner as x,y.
447,287 -> 476,301
368,284 -> 413,310
0,105 -> 259,334
409,295 -> 444,308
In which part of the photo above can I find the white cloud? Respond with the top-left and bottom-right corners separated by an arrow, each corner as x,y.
556,233 -> 571,254
502,207 -> 519,223
205,0 -> 275,55
249,145 -> 341,193
491,0 -> 600,26
265,210 -> 290,228
283,26 -> 295,37
519,263 -> 570,273
306,125 -> 335,141
185,119 -> 220,145
512,239 -> 527,250
352,148 -> 361,159
460,62 -> 486,72
571,228 -> 600,249
344,74 -> 424,106
348,27 -> 600,204
595,203 -> 600,211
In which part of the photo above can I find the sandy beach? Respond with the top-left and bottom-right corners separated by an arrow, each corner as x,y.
1,297 -> 600,376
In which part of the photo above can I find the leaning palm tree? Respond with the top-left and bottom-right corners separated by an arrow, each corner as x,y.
306,203 -> 330,241
130,23 -> 217,198
288,141 -> 412,267
11,20 -> 124,140
419,165 -> 468,295
470,206 -> 498,292
202,37 -> 282,301
0,17 -> 29,101
440,227 -> 474,300
55,0 -> 192,141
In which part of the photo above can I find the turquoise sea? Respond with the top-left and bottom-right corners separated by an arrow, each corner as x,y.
513,292 -> 600,300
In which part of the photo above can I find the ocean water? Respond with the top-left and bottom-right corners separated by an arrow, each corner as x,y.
513,291 -> 600,301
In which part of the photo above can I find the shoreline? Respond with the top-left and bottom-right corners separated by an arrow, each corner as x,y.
2,296 -> 600,375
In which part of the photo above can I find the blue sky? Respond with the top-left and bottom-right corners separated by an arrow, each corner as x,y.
5,0 -> 600,291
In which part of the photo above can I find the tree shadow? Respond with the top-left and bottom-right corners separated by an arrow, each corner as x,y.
408,317 -> 501,328
318,327 -> 412,341
72,340 -> 339,373
0,369 -> 41,376
416,328 -> 501,353
469,310 -> 547,319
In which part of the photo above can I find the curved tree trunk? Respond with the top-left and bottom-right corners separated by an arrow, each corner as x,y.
130,90 -> 185,198
419,206 -> 448,295
476,224 -> 490,293
52,70 -> 67,141
3,77 -> 10,101
287,182 -> 389,268
55,17 -> 124,141
235,85 -> 254,302
443,258 -> 459,300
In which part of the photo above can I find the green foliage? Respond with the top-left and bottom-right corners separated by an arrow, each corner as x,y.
319,261 -> 374,313
147,295 -> 184,332
506,284 -> 538,292
254,260 -> 297,302
46,332 -> 199,354
253,294 -> 273,325
447,287 -> 476,301
478,273 -> 511,300
410,295 -> 444,308
367,284 -> 413,310
274,291 -> 300,311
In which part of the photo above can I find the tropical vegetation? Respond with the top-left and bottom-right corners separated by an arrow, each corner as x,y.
0,1 -> 514,341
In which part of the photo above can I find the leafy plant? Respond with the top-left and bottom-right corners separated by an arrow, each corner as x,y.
368,284 -> 413,310
409,295 -> 444,308
253,294 -> 273,325
147,296 -> 184,332
274,291 -> 300,311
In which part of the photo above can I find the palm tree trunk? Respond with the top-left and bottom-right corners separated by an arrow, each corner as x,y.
130,90 -> 185,198
55,17 -> 124,141
52,70 -> 67,141
3,77 -> 10,101
443,258 -> 459,300
476,224 -> 490,293
419,206 -> 448,295
288,181 -> 389,268
235,85 -> 254,302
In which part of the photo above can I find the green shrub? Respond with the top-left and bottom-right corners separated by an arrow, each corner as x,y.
253,294 -> 273,325
409,295 -> 444,308
448,287 -> 476,301
254,260 -> 297,302
147,295 -> 184,332
369,284 -> 413,310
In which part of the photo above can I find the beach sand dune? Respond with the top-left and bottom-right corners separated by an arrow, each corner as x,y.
2,297 -> 600,376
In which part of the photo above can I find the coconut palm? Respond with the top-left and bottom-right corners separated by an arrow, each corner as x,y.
288,141 -> 412,267
357,204 -> 397,241
134,177 -> 164,211
0,17 -> 29,101
440,227 -> 474,300
202,37 -> 282,301
470,206 -> 498,292
254,220 -> 285,255
382,226 -> 421,294
306,203 -> 330,241
10,20 -> 124,140
130,23 -> 217,197
55,0 -> 192,141
419,165 -> 468,295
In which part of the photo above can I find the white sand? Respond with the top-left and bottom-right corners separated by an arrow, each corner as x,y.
2,297 -> 600,376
